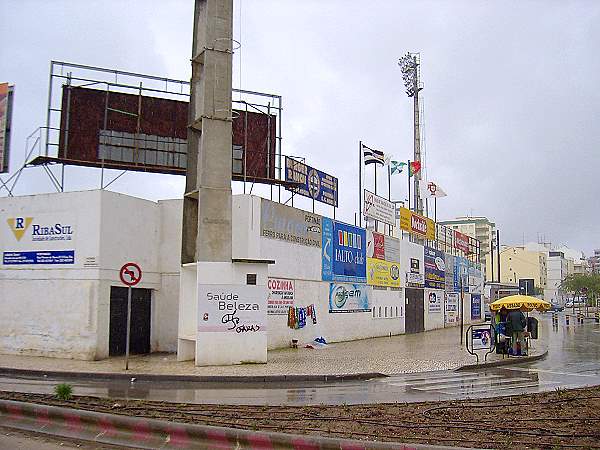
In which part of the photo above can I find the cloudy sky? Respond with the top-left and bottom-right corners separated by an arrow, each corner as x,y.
1,1 -> 599,256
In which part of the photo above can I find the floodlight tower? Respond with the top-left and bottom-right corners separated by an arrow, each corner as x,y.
398,52 -> 423,215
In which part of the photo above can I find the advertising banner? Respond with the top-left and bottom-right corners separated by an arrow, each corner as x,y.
267,278 -> 295,315
454,230 -> 470,253
328,283 -> 370,313
445,253 -> 455,292
424,246 -> 446,289
322,217 -> 334,281
471,327 -> 492,350
367,258 -> 400,287
261,199 -> 322,248
366,230 -> 385,260
363,189 -> 395,225
471,294 -> 482,320
0,83 -> 11,174
428,290 -> 442,313
285,157 -> 338,207
445,292 -> 459,324
398,207 -> 435,240
198,284 -> 267,333
1,213 -> 77,266
453,256 -> 469,292
322,220 -> 366,283
468,264 -> 484,294
384,235 -> 400,262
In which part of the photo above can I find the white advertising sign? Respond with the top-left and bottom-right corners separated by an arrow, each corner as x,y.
1,212 -> 77,266
445,292 -> 459,324
267,277 -> 295,315
363,189 -> 395,226
406,272 -> 425,285
198,284 -> 267,333
428,290 -> 442,313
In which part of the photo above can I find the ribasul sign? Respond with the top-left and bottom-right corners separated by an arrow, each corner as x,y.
398,207 -> 435,240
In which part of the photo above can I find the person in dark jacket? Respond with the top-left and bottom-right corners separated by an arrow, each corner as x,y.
507,309 -> 527,355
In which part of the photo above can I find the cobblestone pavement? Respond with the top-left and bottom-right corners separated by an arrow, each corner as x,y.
0,324 -> 548,377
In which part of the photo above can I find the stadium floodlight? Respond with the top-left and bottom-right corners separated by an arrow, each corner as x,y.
398,52 -> 420,97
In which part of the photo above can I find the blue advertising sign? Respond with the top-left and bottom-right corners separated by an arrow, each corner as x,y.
424,246 -> 446,289
329,283 -> 370,313
322,217 -> 334,281
3,250 -> 75,265
285,157 -> 338,207
332,221 -> 366,282
471,294 -> 482,320
453,256 -> 469,292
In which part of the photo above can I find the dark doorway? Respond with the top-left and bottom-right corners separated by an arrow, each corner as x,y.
109,286 -> 151,356
405,288 -> 425,334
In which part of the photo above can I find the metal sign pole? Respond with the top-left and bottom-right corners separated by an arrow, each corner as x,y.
125,286 -> 132,370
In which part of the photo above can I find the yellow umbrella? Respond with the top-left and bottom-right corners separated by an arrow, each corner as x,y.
490,295 -> 551,312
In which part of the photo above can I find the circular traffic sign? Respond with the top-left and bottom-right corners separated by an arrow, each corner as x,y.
119,262 -> 142,287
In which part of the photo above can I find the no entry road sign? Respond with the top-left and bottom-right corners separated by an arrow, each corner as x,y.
119,262 -> 142,287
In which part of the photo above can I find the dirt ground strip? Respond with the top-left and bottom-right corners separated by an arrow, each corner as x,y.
2,387 -> 600,449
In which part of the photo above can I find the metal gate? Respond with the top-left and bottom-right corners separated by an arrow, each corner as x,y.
405,288 -> 425,334
109,286 -> 151,356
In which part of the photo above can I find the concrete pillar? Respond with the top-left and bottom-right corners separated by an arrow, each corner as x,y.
182,0 -> 233,264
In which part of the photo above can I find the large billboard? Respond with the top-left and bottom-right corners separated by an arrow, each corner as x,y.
398,207 -> 435,240
57,86 -> 276,180
363,190 -> 395,225
260,199 -> 322,248
284,157 -> 338,207
0,83 -> 13,174
367,258 -> 400,288
322,218 -> 366,283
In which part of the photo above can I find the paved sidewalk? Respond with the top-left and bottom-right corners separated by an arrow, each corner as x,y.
0,325 -> 548,378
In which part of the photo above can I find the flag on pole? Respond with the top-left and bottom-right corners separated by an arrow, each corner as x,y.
420,181 -> 447,198
362,144 -> 385,165
408,161 -> 421,177
389,160 -> 407,175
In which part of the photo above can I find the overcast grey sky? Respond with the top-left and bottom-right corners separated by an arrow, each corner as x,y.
1,1 -> 599,256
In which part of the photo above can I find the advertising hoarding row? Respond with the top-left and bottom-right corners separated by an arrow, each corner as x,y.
285,157 -> 338,207
322,218 -> 366,283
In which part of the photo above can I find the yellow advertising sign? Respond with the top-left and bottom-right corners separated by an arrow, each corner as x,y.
367,258 -> 401,287
399,207 -> 435,240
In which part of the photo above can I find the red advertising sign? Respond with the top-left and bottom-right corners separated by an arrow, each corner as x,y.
411,214 -> 427,236
119,262 -> 142,287
373,232 -> 385,260
454,230 -> 470,253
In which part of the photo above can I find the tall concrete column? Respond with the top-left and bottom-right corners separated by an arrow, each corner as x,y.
182,0 -> 233,264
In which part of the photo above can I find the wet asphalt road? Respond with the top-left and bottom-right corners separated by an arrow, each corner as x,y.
2,313 -> 600,406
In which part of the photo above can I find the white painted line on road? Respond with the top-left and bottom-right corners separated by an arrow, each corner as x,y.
408,377 -> 533,391
435,380 -> 561,395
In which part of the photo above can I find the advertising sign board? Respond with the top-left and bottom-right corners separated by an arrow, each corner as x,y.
328,283 -> 370,313
366,230 -> 385,260
261,199 -> 322,248
428,290 -> 442,313
471,327 -> 492,350
454,230 -> 470,253
1,213 -> 77,266
384,235 -> 400,262
445,253 -> 455,292
471,294 -> 482,320
285,157 -> 338,207
398,207 -> 435,240
0,83 -> 13,174
322,220 -> 366,283
445,292 -> 459,324
198,284 -> 267,333
453,256 -> 469,292
363,189 -> 395,225
267,277 -> 295,315
367,258 -> 400,287
424,246 -> 446,289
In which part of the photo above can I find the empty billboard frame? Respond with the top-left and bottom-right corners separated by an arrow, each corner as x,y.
34,61 -> 282,185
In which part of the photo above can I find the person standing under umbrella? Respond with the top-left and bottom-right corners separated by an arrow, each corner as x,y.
507,308 -> 527,355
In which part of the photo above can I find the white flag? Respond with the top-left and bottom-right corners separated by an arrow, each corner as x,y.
420,181 -> 447,198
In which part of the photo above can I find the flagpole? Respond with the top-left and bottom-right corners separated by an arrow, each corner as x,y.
435,197 -> 437,223
387,163 -> 391,236
358,141 -> 362,228
374,160 -> 378,232
407,160 -> 411,212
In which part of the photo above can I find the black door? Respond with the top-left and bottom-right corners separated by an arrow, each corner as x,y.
109,286 -> 151,356
405,288 -> 425,334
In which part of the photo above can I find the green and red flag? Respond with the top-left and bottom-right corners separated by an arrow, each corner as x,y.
408,161 -> 421,177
